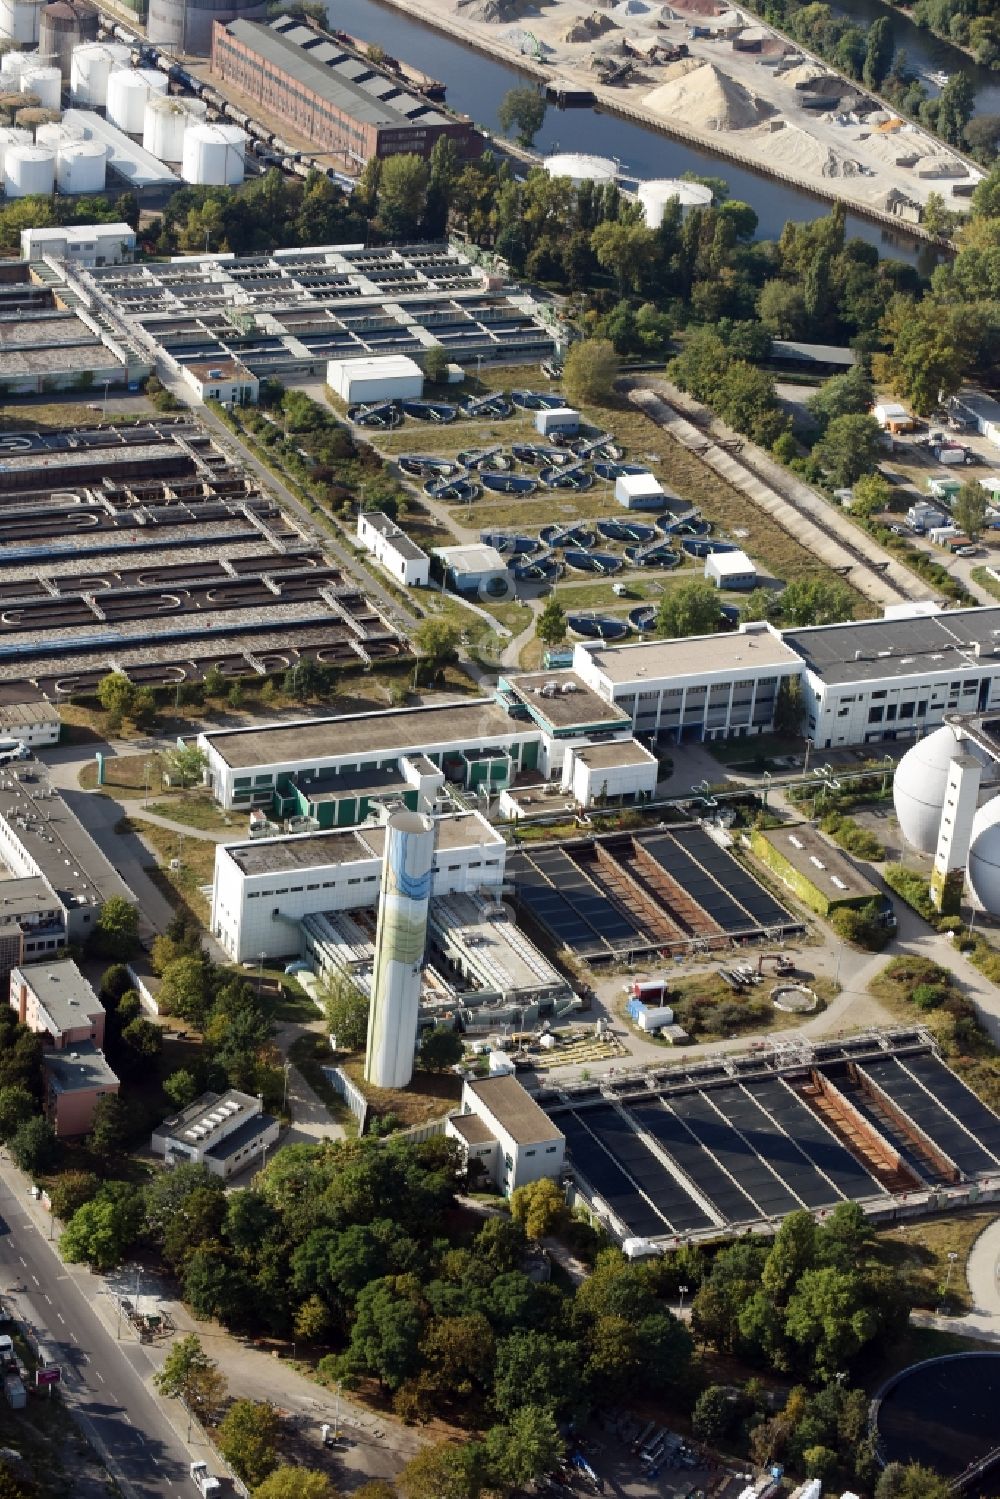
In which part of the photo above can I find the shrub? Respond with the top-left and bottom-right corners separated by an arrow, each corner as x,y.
911,982 -> 948,1011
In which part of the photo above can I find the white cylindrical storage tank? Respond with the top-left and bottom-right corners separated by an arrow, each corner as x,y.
543,151 -> 617,186
181,121 -> 245,186
106,66 -> 167,134
36,118 -> 83,148
967,796 -> 1000,916
0,124 -> 33,180
142,93 -> 206,162
5,142 -> 55,195
56,137 -> 105,192
0,52 -> 30,87
20,66 -> 61,111
69,41 -> 129,107
637,177 -> 713,228
0,0 -> 46,44
364,809 -> 434,1091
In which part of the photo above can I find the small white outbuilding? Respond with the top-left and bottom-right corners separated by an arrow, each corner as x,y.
615,473 -> 665,509
327,354 -> 423,405
705,549 -> 757,589
534,406 -> 580,437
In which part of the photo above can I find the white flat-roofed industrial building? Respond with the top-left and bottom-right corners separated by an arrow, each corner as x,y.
198,700 -> 544,810
357,510 -> 430,587
572,624 -> 803,743
0,699 -> 60,750
0,876 -> 69,979
328,354 -> 423,405
21,223 -> 136,267
151,1088 -> 279,1179
447,1074 -> 565,1194
705,549 -> 757,590
562,739 -> 659,806
211,810 -> 506,963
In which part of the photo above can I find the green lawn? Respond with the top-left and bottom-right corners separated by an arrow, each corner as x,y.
876,1211 -> 998,1316
144,796 -> 237,832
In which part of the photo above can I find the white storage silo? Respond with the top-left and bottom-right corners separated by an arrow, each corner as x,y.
56,137 -> 105,191
20,66 -> 61,111
106,66 -> 167,134
142,93 -> 206,163
0,0 -> 46,44
0,52 -> 30,88
0,123 -> 32,179
637,178 -> 713,228
543,151 -> 617,187
69,41 -> 129,107
5,142 -> 55,195
181,121 -> 245,186
364,809 -> 435,1090
36,118 -> 83,148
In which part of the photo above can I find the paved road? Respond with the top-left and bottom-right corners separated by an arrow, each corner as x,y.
0,1162 -> 208,1499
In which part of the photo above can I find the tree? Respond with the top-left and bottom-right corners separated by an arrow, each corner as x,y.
227,681 -> 244,711
813,413 -> 883,486
155,1334 -> 228,1423
48,1169 -> 100,1221
692,1384 -> 736,1442
163,1186 -> 228,1270
936,73 -> 974,147
414,618 -> 462,679
217,1400 -> 281,1487
99,964 -> 134,1005
10,1117 -> 58,1174
763,1211 -> 817,1300
163,1068 -> 199,1110
0,1085 -> 35,1143
202,665 -> 225,698
777,578 -> 855,627
423,345 -> 449,384
807,365 -> 874,429
656,580 -> 720,639
952,480 -> 988,540
851,472 -> 892,518
510,1178 -> 567,1240
419,1026 -> 463,1072
377,154 -> 430,239
484,1405 -> 564,1492
875,296 -> 977,414
323,979 -> 370,1052
96,672 -> 134,719
348,1276 -> 425,1391
498,86 -> 546,148
783,1265 -> 878,1378
863,16 -> 893,88
253,1471 -> 337,1499
183,1246 -> 249,1323
803,1446 -> 838,1481
121,1017 -> 162,1059
354,1486 -> 397,1499
164,744 -> 208,788
294,1294 -> 332,1343
876,1464 -> 951,1499
398,1442 -> 482,1499
535,596 -> 567,648
157,954 -> 212,1026
88,1093 -> 131,1158
91,897 -> 140,959
59,1182 -> 144,1271
563,339 -> 619,406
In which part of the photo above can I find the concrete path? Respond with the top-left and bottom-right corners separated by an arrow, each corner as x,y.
273,1018 -> 347,1146
966,1215 -> 1000,1325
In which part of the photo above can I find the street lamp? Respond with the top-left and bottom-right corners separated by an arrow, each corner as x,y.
678,1283 -> 689,1316
101,379 -> 111,421
282,1060 -> 291,1112
257,951 -> 266,995
944,1249 -> 959,1300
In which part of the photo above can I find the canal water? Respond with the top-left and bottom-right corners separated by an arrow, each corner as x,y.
833,0 -> 1000,118
325,0 -> 933,262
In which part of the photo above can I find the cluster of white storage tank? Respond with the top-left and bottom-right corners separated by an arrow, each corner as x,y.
181,121 -> 245,186
142,92 -> 206,162
69,40 -> 129,107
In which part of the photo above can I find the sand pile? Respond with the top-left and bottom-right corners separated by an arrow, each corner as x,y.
745,119 -> 863,176
658,54 -> 703,81
643,62 -> 771,130
457,0 -> 529,24
565,10 -> 619,40
779,61 -> 831,88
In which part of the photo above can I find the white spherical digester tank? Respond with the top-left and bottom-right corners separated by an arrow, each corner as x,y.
19,65 -> 62,111
142,93 -> 206,163
892,723 -> 967,855
637,177 -> 713,228
69,41 -> 129,107
543,151 -> 617,187
56,137 -> 105,192
967,795 -> 1000,916
106,66 -> 167,134
181,121 -> 245,186
4,142 -> 55,195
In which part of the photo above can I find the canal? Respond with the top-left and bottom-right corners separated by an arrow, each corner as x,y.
325,0 -> 934,262
833,0 -> 1000,118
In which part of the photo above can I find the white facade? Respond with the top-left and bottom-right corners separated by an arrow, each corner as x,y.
534,406 -> 579,437
181,122 -> 245,186
150,1089 -> 278,1180
327,354 -> 423,405
0,700 -> 60,748
365,810 -> 434,1090
873,401 -> 913,430
705,549 -> 757,589
20,222 -> 134,266
357,510 -> 430,587
211,811 -> 506,964
448,1074 -> 565,1195
180,360 -> 259,406
951,387 -> 1000,450
615,472 -> 664,509
432,543 -> 511,597
572,625 -> 803,744
563,740 -> 658,806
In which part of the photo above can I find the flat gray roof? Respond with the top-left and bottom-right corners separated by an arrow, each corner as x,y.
783,606 -> 1000,686
583,624 -> 800,685
504,671 -> 631,730
467,1075 -> 564,1146
205,700 -> 526,770
0,769 -> 136,911
363,512 -> 428,562
0,701 -> 59,729
229,18 -> 449,130
0,876 -> 63,924
450,1112 -> 496,1146
43,1042 -> 118,1094
225,811 -> 502,877
14,959 -> 103,1031
759,824 -> 876,901
204,1112 -> 275,1161
154,1088 -> 260,1147
770,339 -> 856,366
574,740 -> 657,770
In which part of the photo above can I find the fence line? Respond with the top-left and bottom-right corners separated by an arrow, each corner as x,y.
322,1065 -> 369,1134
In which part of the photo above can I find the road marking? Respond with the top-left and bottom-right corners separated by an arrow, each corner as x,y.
57,1313 -> 65,1324
18,1256 -> 25,1266
96,1371 -> 104,1383
31,1275 -> 38,1285
122,1413 -> 131,1425
43,1293 -> 51,1304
